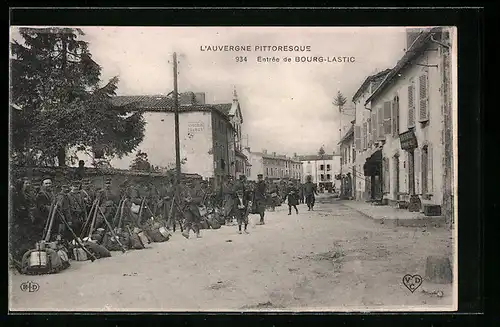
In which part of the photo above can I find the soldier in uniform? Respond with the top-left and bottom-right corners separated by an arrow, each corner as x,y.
222,175 -> 236,225
267,181 -> 280,212
67,181 -> 87,235
304,175 -> 318,211
80,178 -> 95,213
234,187 -> 252,234
298,182 -> 305,204
284,181 -> 300,215
181,180 -> 203,239
253,174 -> 267,225
55,184 -> 75,243
35,178 -> 55,239
95,178 -> 118,229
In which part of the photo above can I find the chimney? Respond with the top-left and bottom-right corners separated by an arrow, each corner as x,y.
405,27 -> 431,50
273,152 -> 276,156
179,92 -> 196,106
294,152 -> 297,158
194,92 -> 206,105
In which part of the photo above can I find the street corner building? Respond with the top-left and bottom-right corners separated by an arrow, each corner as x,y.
296,154 -> 341,190
72,90 -> 251,189
344,27 -> 454,220
242,149 -> 303,182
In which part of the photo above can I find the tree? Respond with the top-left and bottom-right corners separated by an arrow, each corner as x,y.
10,27 -> 145,166
318,146 -> 325,156
129,150 -> 152,171
333,91 -> 347,113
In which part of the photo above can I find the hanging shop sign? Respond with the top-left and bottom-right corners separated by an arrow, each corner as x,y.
399,130 -> 418,150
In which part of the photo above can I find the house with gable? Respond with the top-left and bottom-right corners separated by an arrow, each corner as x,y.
70,91 -> 238,189
354,27 -> 454,218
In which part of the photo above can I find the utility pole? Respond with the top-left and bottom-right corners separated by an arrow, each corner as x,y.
339,110 -> 343,197
173,52 -> 181,185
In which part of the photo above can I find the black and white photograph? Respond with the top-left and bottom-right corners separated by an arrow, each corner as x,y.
9,24 -> 458,312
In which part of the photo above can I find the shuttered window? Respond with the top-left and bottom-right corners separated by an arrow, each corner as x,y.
367,118 -> 372,147
383,101 -> 392,135
421,146 -> 428,194
408,81 -> 416,128
354,125 -> 361,150
392,96 -> 400,137
418,72 -> 430,122
363,122 -> 368,150
377,106 -> 384,140
371,112 -> 377,144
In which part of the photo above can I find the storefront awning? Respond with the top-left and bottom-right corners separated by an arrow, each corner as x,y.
363,148 -> 382,176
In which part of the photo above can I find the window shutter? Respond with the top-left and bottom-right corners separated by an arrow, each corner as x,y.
371,112 -> 377,144
418,73 -> 429,122
408,83 -> 415,128
428,144 -> 433,193
392,97 -> 400,137
377,107 -> 384,139
355,125 -> 361,150
363,122 -> 368,150
383,101 -> 392,135
368,118 -> 372,147
414,148 -> 421,194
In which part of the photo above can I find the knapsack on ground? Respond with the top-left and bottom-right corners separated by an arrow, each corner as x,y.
21,241 -> 70,275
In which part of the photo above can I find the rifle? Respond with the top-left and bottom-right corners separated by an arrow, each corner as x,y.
56,210 -> 97,261
97,206 -> 127,253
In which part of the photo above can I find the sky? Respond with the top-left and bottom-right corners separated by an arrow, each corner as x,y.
10,26 -> 407,157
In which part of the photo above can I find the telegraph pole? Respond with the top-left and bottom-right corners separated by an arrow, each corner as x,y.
173,52 -> 181,184
339,108 -> 343,197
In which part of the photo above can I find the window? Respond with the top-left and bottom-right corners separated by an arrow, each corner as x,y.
347,147 -> 351,163
392,95 -> 400,137
355,125 -> 361,150
320,164 -> 324,171
367,118 -> 372,147
327,164 -> 331,171
371,112 -> 377,143
327,174 -> 331,180
320,174 -> 325,181
408,79 -> 416,128
377,106 -> 384,139
353,149 -> 356,162
383,101 -> 392,135
418,71 -> 430,122
362,122 -> 368,150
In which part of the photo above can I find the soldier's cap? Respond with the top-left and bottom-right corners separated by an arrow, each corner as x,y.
257,174 -> 263,177
132,198 -> 142,205
105,178 -> 112,184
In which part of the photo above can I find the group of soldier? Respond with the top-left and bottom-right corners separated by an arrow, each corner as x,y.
10,171 -> 319,263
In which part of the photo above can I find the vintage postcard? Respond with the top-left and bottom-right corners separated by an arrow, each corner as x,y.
9,25 -> 458,312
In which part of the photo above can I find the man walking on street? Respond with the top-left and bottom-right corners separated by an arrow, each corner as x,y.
253,174 -> 267,225
234,188 -> 252,234
285,181 -> 299,215
304,175 -> 318,211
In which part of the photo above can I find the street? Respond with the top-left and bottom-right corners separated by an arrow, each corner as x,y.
9,194 -> 453,312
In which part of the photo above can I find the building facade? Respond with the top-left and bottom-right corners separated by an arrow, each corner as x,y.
298,154 -> 341,190
351,69 -> 392,200
339,126 -> 355,197
70,92 -> 235,189
354,27 -> 454,217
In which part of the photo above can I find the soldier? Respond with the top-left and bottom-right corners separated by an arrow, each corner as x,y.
181,180 -> 203,239
95,178 -> 118,229
298,182 -> 305,204
253,174 -> 267,225
234,187 -> 252,234
67,181 -> 87,235
222,175 -> 236,225
35,178 -> 55,239
304,175 -> 318,211
267,181 -> 279,212
56,184 -> 75,243
284,181 -> 300,215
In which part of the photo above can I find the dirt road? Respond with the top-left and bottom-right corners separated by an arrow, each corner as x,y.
9,195 -> 455,312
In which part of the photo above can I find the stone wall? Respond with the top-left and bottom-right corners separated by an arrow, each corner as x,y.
11,166 -> 202,196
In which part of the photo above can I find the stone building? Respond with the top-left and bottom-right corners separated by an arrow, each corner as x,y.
353,27 -> 455,218
70,92 -> 237,189
297,154 -> 341,190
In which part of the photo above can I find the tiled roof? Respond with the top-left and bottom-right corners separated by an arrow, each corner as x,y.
213,103 -> 232,115
365,27 -> 441,105
110,95 -> 232,121
296,154 -> 335,161
352,69 -> 391,102
338,125 -> 354,145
